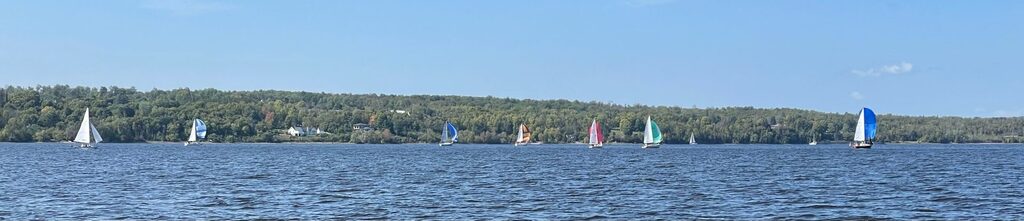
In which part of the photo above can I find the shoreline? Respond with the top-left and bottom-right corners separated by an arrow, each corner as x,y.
14,141 -> 1024,145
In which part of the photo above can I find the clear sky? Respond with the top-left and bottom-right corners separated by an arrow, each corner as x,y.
1,0 -> 1021,117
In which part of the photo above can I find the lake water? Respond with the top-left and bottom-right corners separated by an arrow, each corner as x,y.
0,143 -> 1021,219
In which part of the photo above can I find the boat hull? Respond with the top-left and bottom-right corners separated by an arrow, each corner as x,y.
642,143 -> 660,148
588,144 -> 603,148
850,141 -> 872,149
514,142 -> 528,147
439,143 -> 453,147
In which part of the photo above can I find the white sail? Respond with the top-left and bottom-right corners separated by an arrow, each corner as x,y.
643,116 -> 654,144
516,125 -> 525,142
74,108 -> 93,143
854,109 -> 866,142
589,120 -> 599,145
188,119 -> 198,142
90,123 -> 103,143
441,122 -> 449,143
689,134 -> 696,144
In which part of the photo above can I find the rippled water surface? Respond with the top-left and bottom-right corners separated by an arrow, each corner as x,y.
0,143 -> 1022,219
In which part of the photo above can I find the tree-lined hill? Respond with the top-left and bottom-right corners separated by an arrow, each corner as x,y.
1,85 -> 1022,144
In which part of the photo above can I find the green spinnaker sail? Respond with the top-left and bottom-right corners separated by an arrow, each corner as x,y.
650,119 -> 662,143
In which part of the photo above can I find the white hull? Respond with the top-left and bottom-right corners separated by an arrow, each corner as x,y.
184,142 -> 202,146
514,142 -> 528,146
588,143 -> 603,148
439,142 -> 453,147
75,142 -> 95,148
851,141 -> 872,148
642,143 -> 660,148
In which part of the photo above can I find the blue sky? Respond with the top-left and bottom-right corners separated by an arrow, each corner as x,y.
1,0 -> 1021,117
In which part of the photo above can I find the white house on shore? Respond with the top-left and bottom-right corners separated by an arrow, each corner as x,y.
288,126 -> 330,137
352,123 -> 373,132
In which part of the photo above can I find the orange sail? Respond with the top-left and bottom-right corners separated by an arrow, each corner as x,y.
516,124 -> 531,143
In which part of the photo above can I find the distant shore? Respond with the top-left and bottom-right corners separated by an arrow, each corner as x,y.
13,141 -> 1022,145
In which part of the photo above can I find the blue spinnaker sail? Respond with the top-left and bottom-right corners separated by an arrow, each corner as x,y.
196,119 -> 208,139
446,122 -> 458,143
863,108 -> 876,139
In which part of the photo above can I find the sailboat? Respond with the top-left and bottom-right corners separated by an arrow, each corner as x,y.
514,124 -> 532,146
850,107 -> 877,148
439,121 -> 458,146
72,108 -> 102,148
184,118 -> 207,146
642,116 -> 662,148
588,119 -> 604,148
809,139 -> 818,146
689,134 -> 697,145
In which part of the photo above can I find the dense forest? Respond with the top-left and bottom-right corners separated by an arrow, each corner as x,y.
1,85 -> 1022,144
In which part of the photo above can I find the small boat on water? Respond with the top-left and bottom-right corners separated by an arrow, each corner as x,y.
850,107 -> 877,148
689,134 -> 698,145
809,139 -> 818,145
588,119 -> 604,148
514,124 -> 532,146
642,116 -> 662,148
439,121 -> 458,146
184,118 -> 207,146
72,108 -> 102,148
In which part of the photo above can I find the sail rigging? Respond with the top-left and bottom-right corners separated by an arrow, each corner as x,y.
441,121 -> 458,146
643,116 -> 662,148
853,108 -> 877,142
188,119 -> 207,142
852,107 -> 877,148
73,108 -> 102,146
447,122 -> 458,143
515,124 -> 532,145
